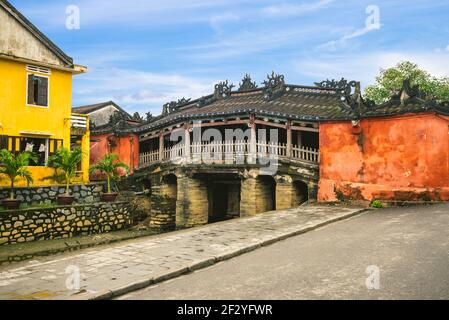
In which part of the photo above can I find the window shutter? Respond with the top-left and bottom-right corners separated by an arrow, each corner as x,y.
27,74 -> 35,104
0,136 -> 7,150
37,77 -> 48,106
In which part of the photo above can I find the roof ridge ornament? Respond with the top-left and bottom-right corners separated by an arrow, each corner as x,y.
162,97 -> 191,116
238,74 -> 258,91
399,79 -> 426,105
262,71 -> 285,101
214,80 -> 235,99
315,78 -> 358,96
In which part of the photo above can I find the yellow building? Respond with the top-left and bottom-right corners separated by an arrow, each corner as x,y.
0,0 -> 89,186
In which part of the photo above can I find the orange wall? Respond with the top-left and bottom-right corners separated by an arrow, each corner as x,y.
90,133 -> 139,180
318,113 -> 449,202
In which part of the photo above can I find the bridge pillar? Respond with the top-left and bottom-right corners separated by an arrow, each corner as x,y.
240,171 -> 276,216
150,176 -> 177,231
275,175 -> 296,210
275,175 -> 310,209
176,175 -> 209,229
240,176 -> 257,216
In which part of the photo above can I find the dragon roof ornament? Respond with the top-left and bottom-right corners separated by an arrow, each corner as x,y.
238,74 -> 258,91
262,71 -> 285,101
314,78 -> 358,96
214,80 -> 235,99
162,97 -> 191,116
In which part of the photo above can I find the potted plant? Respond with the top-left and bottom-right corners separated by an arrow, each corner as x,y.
48,147 -> 83,205
90,153 -> 129,202
0,149 -> 37,210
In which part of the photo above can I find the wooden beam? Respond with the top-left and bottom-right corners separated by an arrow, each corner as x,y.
291,125 -> 319,133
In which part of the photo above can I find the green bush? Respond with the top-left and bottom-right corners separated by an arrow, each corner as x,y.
371,200 -> 383,208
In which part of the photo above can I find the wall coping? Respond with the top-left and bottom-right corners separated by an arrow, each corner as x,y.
0,201 -> 130,214
0,182 -> 105,191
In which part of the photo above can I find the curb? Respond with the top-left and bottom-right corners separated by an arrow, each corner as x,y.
89,208 -> 367,300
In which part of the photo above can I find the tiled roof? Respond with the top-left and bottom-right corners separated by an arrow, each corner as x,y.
125,78 -> 449,134
72,101 -> 132,118
133,85 -> 352,133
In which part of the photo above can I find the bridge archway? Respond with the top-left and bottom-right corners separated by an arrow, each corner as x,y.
161,174 -> 177,201
256,175 -> 276,213
293,180 -> 308,205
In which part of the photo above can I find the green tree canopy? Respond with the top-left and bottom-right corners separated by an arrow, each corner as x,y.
364,61 -> 449,104
89,153 -> 129,194
0,149 -> 37,199
48,147 -> 83,195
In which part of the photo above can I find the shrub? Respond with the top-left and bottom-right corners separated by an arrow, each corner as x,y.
371,200 -> 383,208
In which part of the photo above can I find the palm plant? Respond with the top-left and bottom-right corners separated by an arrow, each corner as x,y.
48,147 -> 83,195
0,149 -> 37,199
90,153 -> 129,194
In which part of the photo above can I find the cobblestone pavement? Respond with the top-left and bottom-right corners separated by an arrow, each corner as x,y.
0,205 -> 364,300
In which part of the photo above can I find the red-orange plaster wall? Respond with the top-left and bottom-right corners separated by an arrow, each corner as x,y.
318,113 -> 449,202
89,133 -> 139,180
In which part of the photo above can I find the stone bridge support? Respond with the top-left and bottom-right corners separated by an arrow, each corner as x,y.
275,175 -> 309,210
240,170 -> 276,216
149,174 -> 177,230
176,174 -> 209,229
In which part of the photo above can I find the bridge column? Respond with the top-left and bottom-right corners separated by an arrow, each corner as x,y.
176,174 -> 209,228
286,120 -> 292,158
184,124 -> 191,163
275,175 -> 295,210
249,114 -> 257,164
150,175 -> 177,231
159,130 -> 164,161
240,176 -> 257,216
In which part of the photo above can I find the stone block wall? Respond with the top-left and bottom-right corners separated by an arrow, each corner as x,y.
176,176 -> 209,228
0,202 -> 132,246
150,184 -> 176,230
256,176 -> 276,213
0,183 -> 105,207
240,177 -> 257,216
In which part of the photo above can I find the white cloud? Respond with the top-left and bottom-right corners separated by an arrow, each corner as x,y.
261,0 -> 334,17
292,51 -> 449,87
318,4 -> 381,51
73,68 -> 216,115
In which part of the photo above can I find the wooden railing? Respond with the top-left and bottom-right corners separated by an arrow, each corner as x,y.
139,140 -> 319,168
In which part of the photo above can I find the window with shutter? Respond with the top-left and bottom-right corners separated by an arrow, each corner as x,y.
0,136 -> 7,150
27,74 -> 49,107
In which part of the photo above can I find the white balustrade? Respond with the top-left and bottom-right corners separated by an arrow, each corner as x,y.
139,140 -> 319,167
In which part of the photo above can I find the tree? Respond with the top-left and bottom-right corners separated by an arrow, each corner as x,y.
364,61 -> 449,104
0,150 -> 37,199
48,147 -> 83,195
89,153 -> 129,194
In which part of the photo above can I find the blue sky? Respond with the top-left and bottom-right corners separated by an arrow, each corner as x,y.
10,0 -> 449,116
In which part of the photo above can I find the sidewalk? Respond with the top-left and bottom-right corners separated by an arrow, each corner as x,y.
0,205 -> 366,300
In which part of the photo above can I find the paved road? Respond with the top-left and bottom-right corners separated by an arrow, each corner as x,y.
0,205 -> 362,300
119,203 -> 449,300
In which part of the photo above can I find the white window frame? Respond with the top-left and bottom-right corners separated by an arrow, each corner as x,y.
26,68 -> 50,109
21,137 -> 50,167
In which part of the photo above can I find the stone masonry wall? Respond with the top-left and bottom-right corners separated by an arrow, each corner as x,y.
176,176 -> 209,229
0,202 -> 132,246
0,183 -> 105,207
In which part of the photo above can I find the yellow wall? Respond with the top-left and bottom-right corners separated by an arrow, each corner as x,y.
0,58 -> 89,186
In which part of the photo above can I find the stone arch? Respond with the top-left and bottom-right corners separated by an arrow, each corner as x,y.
256,175 -> 276,213
161,173 -> 178,200
293,180 -> 308,206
